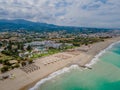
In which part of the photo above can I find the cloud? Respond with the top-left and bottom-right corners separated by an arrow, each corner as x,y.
0,0 -> 120,28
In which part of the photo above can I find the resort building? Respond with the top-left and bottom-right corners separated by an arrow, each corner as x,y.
24,41 -> 63,50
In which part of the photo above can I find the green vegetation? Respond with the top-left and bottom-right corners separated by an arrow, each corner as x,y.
0,54 -> 13,63
31,45 -> 75,59
1,41 -> 25,58
59,37 -> 108,46
26,45 -> 32,52
1,66 -> 9,73
0,19 -> 111,34
0,28 -> 112,73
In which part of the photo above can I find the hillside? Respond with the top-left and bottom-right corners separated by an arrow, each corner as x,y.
0,19 -> 111,33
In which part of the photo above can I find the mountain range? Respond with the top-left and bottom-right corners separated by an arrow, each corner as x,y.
0,19 -> 113,33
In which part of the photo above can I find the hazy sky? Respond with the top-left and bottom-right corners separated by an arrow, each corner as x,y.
0,0 -> 120,28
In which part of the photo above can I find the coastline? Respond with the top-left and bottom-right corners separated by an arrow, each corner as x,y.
0,37 -> 120,90
21,37 -> 120,90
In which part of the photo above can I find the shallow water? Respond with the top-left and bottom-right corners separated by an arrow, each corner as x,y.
30,42 -> 120,90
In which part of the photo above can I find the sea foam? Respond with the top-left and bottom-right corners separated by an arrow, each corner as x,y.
30,41 -> 120,90
29,65 -> 79,90
85,41 -> 120,67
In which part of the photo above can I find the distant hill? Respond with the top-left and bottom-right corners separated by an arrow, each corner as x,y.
0,19 -> 112,33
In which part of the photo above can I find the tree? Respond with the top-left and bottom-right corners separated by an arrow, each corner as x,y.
21,61 -> 26,67
0,43 -> 2,47
7,44 -> 12,51
17,43 -> 24,50
2,60 -> 11,66
13,63 -> 20,68
0,60 -> 2,64
27,45 -> 32,51
1,66 -> 9,73
21,44 -> 24,50
1,50 -> 11,56
28,59 -> 33,64
17,44 -> 21,50
7,41 -> 12,51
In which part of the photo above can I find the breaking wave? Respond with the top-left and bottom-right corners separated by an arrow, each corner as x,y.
29,65 -> 79,90
85,41 -> 120,67
30,40 -> 120,90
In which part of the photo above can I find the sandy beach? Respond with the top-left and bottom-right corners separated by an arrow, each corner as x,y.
0,37 -> 120,90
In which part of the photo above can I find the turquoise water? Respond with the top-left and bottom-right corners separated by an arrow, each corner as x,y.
31,42 -> 120,90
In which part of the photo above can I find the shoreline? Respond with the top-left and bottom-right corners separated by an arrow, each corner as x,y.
21,37 -> 120,90
0,37 -> 120,90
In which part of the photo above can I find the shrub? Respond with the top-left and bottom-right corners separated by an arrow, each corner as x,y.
1,66 -> 9,73
2,60 -> 11,66
0,60 -> 3,64
21,61 -> 26,66
28,59 -> 33,64
14,63 -> 20,68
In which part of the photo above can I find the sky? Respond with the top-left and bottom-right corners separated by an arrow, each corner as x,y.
0,0 -> 120,28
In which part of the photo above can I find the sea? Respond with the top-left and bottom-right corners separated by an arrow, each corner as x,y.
30,41 -> 120,90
